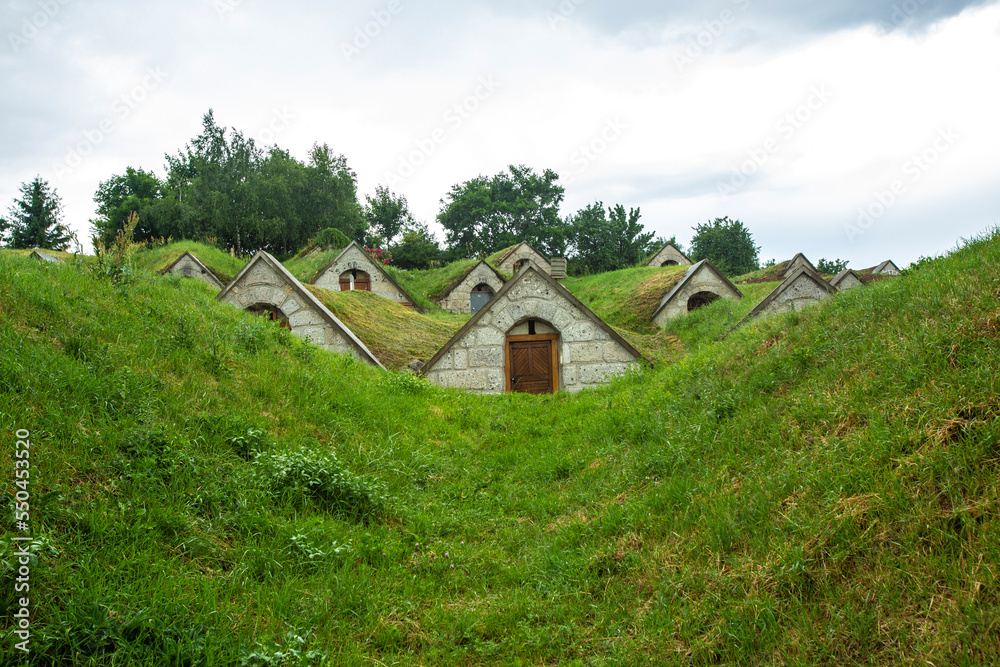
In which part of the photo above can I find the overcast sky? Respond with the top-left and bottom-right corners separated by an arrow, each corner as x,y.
2,0 -> 998,267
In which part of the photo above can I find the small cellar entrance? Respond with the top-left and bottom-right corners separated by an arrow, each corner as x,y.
506,333 -> 559,394
339,269 -> 371,291
247,303 -> 290,329
687,291 -> 721,312
470,283 -> 495,314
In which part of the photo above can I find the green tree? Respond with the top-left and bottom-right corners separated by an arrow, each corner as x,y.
364,186 -> 412,246
4,176 -> 72,250
688,216 -> 760,276
91,167 -> 168,245
390,223 -> 441,270
568,202 -> 655,274
816,258 -> 849,274
437,165 -> 568,258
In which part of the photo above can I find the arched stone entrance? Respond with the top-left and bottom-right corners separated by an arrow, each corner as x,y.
470,283 -> 495,315
246,303 -> 290,329
505,319 -> 560,394
339,269 -> 370,292
661,260 -> 679,267
687,291 -> 721,312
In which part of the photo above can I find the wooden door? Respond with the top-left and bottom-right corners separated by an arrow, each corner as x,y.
507,336 -> 558,394
354,277 -> 370,291
339,277 -> 351,291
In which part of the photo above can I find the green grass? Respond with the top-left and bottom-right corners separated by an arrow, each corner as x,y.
283,246 -> 347,284
561,265 -> 689,333
386,260 -> 483,312
1,229 -> 999,665
132,240 -> 249,285
305,286 -> 465,370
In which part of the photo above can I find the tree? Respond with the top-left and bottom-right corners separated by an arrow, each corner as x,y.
91,167 -> 167,245
390,222 -> 441,270
4,176 -> 72,250
688,216 -> 760,276
567,202 -> 655,274
364,185 -> 412,246
437,165 -> 568,258
816,258 -> 849,274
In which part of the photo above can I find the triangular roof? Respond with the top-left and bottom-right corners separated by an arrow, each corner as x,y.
874,259 -> 901,274
782,253 -> 817,276
651,259 -> 742,321
438,259 -> 507,301
830,268 -> 864,289
741,265 -> 838,324
643,243 -> 691,267
495,242 -> 549,268
218,251 -> 384,368
309,241 -> 421,312
29,250 -> 62,264
161,251 -> 225,289
424,261 -> 647,373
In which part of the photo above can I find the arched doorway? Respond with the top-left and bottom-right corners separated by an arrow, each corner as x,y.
661,260 -> 679,267
505,319 -> 559,394
470,283 -> 495,315
246,303 -> 290,329
513,258 -> 529,272
687,291 -> 720,312
339,269 -> 371,292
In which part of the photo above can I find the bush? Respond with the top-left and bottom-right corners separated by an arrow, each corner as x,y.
254,447 -> 389,522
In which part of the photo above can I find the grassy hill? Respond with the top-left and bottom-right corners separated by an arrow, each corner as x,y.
132,240 -> 249,285
1,230 -> 999,665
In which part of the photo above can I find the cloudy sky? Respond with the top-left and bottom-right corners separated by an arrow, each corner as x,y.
2,0 -> 999,267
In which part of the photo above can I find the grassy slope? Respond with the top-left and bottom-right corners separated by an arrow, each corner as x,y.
561,265 -> 689,333
305,286 -> 464,370
132,240 -> 248,285
387,260 -> 481,312
1,231 -> 999,665
283,247 -> 346,284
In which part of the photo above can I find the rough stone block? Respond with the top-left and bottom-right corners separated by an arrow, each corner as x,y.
476,326 -> 504,346
453,349 -> 468,370
471,347 -> 503,368
562,322 -> 596,342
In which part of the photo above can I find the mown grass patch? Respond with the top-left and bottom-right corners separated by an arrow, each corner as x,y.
306,286 -> 463,369
561,265 -> 687,332
133,240 -> 248,285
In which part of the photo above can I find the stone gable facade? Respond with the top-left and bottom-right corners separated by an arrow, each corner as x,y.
437,261 -> 506,314
783,253 -> 817,277
652,260 -> 742,326
424,265 -> 643,394
30,250 -> 62,264
644,243 -> 691,267
163,252 -> 224,290
497,243 -> 551,276
830,269 -> 864,291
312,242 -> 415,307
218,252 -> 382,366
742,267 -> 837,323
873,260 -> 901,276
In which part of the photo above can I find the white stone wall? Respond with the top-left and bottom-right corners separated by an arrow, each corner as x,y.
653,267 -> 741,326
499,247 -> 551,275
760,276 -> 833,316
646,245 -> 690,267
168,254 -> 221,290
438,263 -> 505,313
425,270 -> 638,394
220,262 -> 360,358
833,273 -> 863,290
313,245 -> 409,305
